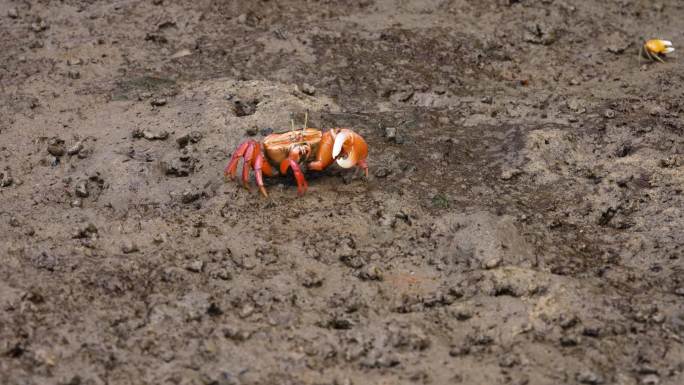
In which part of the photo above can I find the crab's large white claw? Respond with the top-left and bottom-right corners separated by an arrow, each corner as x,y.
332,129 -> 369,170
334,131 -> 357,168
332,131 -> 347,159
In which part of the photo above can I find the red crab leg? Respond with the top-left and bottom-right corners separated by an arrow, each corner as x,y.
260,157 -> 275,177
289,160 -> 308,195
254,151 -> 268,197
224,141 -> 250,180
280,158 -> 308,196
357,158 -> 369,177
241,142 -> 256,189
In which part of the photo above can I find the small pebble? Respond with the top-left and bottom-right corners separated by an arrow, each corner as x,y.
132,129 -> 168,140
582,326 -> 601,337
649,105 -> 666,116
0,170 -> 13,187
181,191 -> 200,204
391,89 -> 414,102
638,366 -> 658,375
211,268 -> 232,281
160,157 -> 194,177
499,354 -> 519,368
482,257 -> 502,269
150,98 -> 167,106
176,131 -> 202,148
67,141 -> 83,155
31,19 -> 48,32
559,314 -> 579,329
433,85 -> 447,95
170,49 -> 192,59
223,326 -> 251,341
500,168 -> 520,180
451,306 -> 472,321
74,181 -> 89,198
560,335 -> 580,346
47,138 -> 66,157
576,370 -> 604,385
143,130 -> 169,140
385,127 -> 397,140
8,8 -> 18,18
374,167 -> 390,178
121,241 -> 139,254
448,345 -> 470,357
640,374 -> 659,385
301,83 -> 316,95
301,270 -> 324,288
73,223 -> 97,238
359,265 -> 383,281
674,287 -> 684,296
185,260 -> 204,273
239,304 -> 254,318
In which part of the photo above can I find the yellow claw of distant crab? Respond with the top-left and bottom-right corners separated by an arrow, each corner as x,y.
645,39 -> 675,55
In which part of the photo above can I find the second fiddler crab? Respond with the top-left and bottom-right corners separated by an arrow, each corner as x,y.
224,113 -> 369,197
640,39 -> 675,63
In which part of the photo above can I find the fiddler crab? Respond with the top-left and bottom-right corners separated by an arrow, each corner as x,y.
224,113 -> 368,197
640,39 -> 675,63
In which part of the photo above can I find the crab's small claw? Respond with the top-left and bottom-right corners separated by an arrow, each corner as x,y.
332,129 -> 369,176
307,130 -> 335,171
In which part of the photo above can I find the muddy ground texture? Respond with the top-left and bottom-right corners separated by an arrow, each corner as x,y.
1,0 -> 684,384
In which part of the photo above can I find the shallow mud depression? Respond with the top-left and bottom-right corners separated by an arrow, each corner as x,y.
1,1 -> 684,384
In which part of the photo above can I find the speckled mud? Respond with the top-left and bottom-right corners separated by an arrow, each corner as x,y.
1,1 -> 683,384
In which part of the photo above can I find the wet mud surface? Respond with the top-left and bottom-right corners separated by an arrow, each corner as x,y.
1,1 -> 684,384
